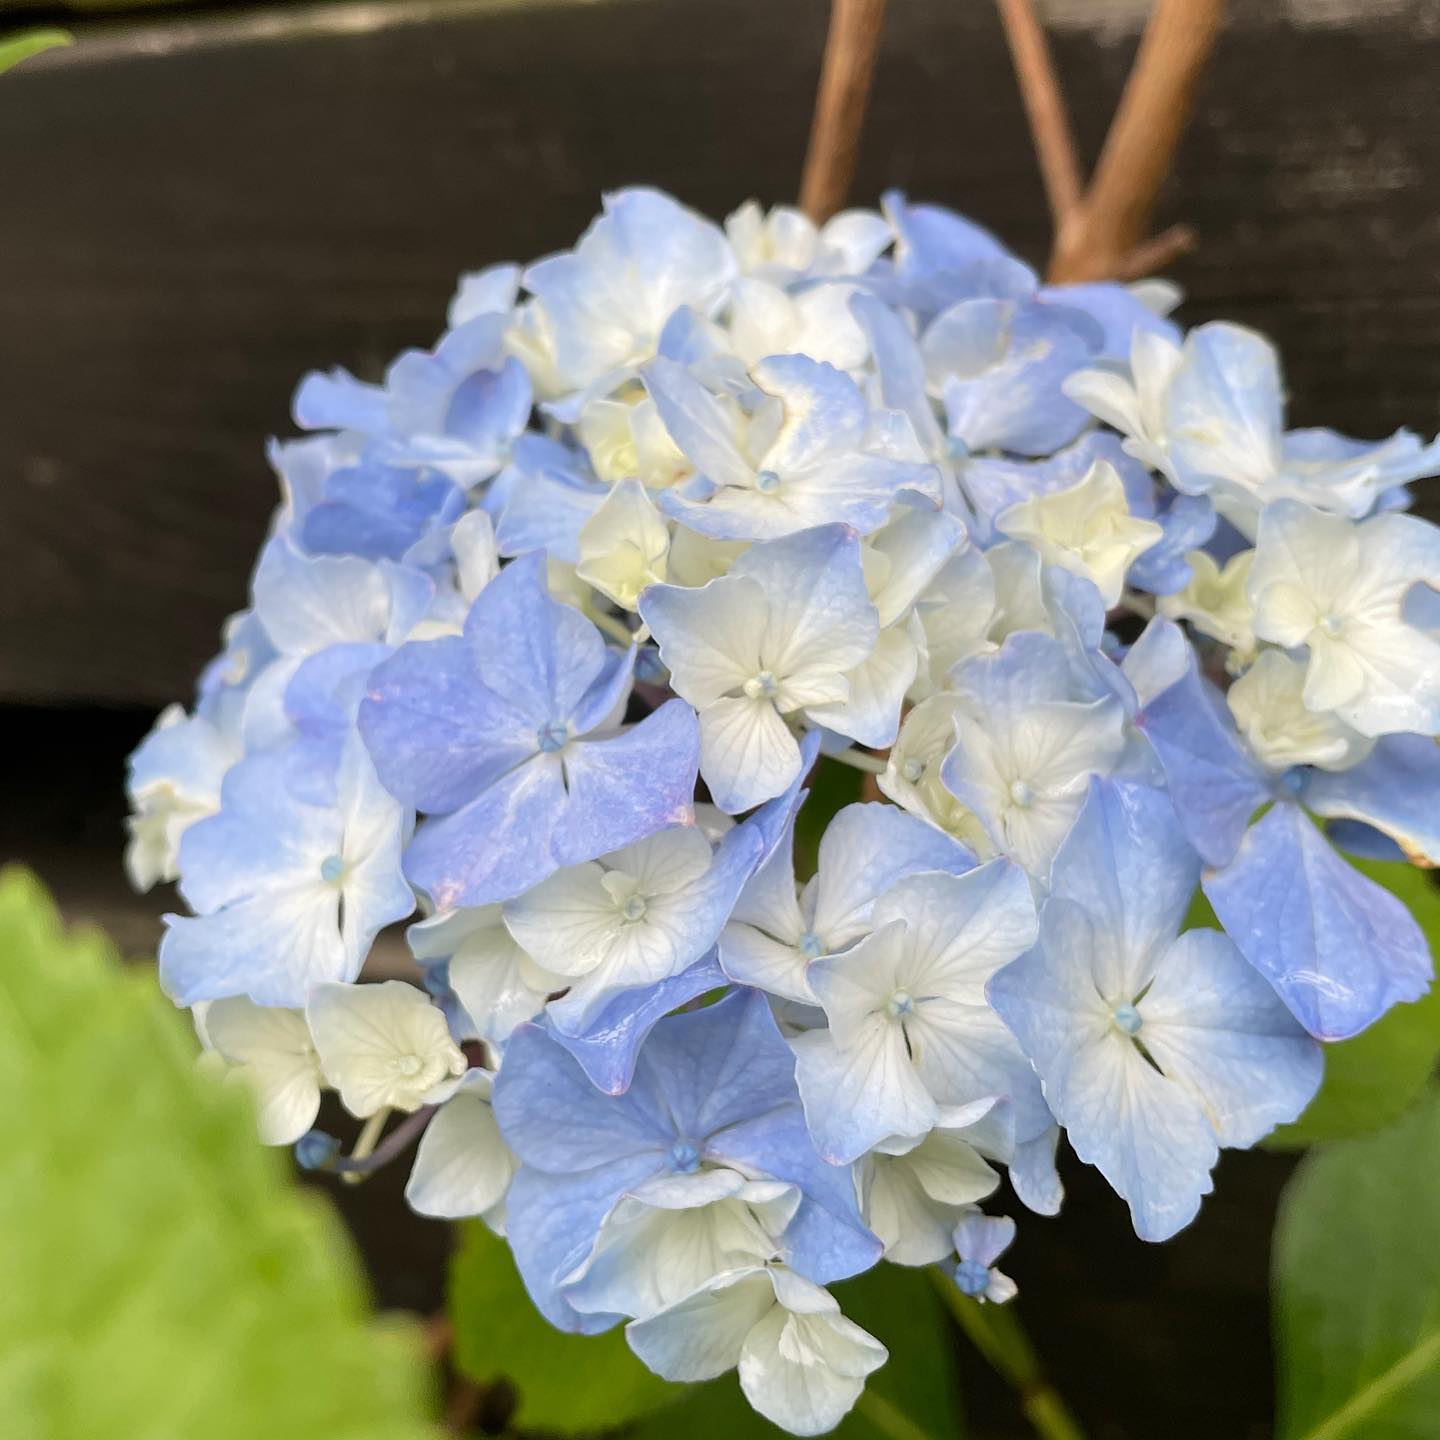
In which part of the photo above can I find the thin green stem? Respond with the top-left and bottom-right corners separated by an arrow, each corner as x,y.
340,1106 -> 392,1186
828,747 -> 888,775
852,1388 -> 938,1440
928,1269 -> 1086,1440
585,606 -> 638,648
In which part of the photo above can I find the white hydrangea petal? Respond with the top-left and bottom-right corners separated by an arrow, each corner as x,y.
738,1301 -> 887,1437
405,1071 -> 516,1221
306,980 -> 466,1117
204,996 -> 322,1146
626,1268 -> 775,1382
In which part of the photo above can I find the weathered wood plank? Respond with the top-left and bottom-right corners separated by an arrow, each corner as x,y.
1,0 -> 1437,703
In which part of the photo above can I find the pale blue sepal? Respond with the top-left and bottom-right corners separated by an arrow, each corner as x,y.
1300,734 -> 1440,867
1136,641 -> 1274,866
1203,802 -> 1433,1040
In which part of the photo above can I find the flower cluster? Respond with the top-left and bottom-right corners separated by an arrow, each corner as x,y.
127,188 -> 1440,1435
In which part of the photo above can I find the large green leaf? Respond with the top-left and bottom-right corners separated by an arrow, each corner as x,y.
0,28 -> 70,74
1266,858 -> 1440,1148
1273,1089 -> 1440,1440
0,868 -> 437,1440
629,1260 -> 962,1439
449,1221 -> 680,1434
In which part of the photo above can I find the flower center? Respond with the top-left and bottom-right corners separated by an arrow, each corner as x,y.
743,670 -> 780,701
668,1140 -> 701,1174
954,1259 -> 991,1296
902,758 -> 925,783
1318,613 -> 1346,638
797,930 -> 824,961
755,469 -> 782,494
536,720 -> 569,754
395,1054 -> 424,1077
319,853 -> 346,884
1008,779 -> 1035,809
620,894 -> 648,923
1112,1003 -> 1143,1036
886,989 -> 915,1020
944,435 -> 969,463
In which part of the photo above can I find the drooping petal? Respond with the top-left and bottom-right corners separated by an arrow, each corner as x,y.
1202,802 -> 1433,1039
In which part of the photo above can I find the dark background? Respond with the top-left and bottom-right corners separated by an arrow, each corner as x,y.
3,1 -> 1437,1434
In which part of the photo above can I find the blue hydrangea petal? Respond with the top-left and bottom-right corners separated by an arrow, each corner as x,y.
546,953 -> 730,1095
504,1157 -> 662,1332
1135,642 -> 1274,866
1202,802 -> 1433,1040
492,1020 -> 675,1171
1299,734 -> 1440,867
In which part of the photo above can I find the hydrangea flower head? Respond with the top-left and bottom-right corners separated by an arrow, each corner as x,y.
134,187 -> 1439,1435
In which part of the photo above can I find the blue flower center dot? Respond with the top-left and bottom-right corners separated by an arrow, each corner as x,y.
1008,779 -> 1035,808
798,930 -> 824,960
902,758 -> 925,783
954,1260 -> 991,1296
1280,766 -> 1306,796
319,854 -> 346,884
1112,1003 -> 1143,1036
1319,613 -> 1346,637
945,436 -> 969,463
743,670 -> 780,700
621,894 -> 648,923
536,720 -> 569,754
755,469 -> 782,494
668,1140 -> 701,1173
886,989 -> 915,1020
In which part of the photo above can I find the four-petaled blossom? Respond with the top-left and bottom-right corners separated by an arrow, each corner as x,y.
361,551 -> 700,906
640,525 -> 879,811
1247,500 -> 1440,736
159,736 -> 414,1008
793,862 -> 1040,1164
990,780 -> 1322,1240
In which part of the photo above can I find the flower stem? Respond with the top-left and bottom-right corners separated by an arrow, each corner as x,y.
340,1106 -> 393,1186
852,1388 -> 937,1440
828,747 -> 888,775
585,606 -> 638,648
928,1268 -> 1086,1440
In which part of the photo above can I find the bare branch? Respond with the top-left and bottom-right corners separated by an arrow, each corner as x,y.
800,0 -> 889,224
1050,0 -> 1228,281
994,0 -> 1083,224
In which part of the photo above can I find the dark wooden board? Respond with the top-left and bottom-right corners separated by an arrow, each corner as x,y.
2,0 -> 1438,704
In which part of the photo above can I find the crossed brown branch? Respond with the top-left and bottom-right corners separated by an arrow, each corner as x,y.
800,0 -> 1228,283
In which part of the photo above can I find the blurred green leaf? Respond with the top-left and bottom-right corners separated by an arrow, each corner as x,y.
449,1221 -> 680,1434
629,1261 -> 961,1439
0,868 -> 437,1440
1273,1088 -> 1440,1440
0,27 -> 71,74
1266,858 -> 1440,1149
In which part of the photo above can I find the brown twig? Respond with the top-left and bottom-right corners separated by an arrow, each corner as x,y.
996,0 -> 1227,282
799,0 -> 889,224
994,0 -> 1083,224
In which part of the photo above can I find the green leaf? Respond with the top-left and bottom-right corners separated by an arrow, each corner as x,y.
1267,858 -> 1440,1148
448,1220 -> 680,1434
0,868 -> 437,1440
629,1261 -> 961,1439
1273,1088 -> 1440,1440
794,758 -> 867,879
0,28 -> 71,74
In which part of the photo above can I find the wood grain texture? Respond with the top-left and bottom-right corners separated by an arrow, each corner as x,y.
1,0 -> 1437,703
